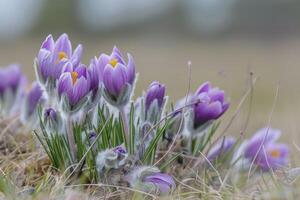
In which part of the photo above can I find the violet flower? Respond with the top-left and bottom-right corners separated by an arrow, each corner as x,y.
58,63 -> 90,111
101,46 -> 136,107
244,127 -> 289,171
185,82 -> 229,136
143,81 -> 166,123
0,64 -> 27,116
0,64 -> 26,97
126,166 -> 175,194
192,82 -> 229,128
36,33 -> 83,83
145,81 -> 165,112
207,136 -> 236,162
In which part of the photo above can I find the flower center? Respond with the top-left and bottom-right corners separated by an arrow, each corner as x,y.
109,59 -> 118,68
71,72 -> 78,85
270,149 -> 281,158
58,51 -> 68,60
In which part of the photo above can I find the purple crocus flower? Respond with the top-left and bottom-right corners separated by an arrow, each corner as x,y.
143,172 -> 176,194
37,33 -> 83,82
101,46 -> 136,106
0,64 -> 25,96
192,82 -> 229,129
244,127 -> 289,171
27,82 -> 43,116
58,63 -> 90,106
145,81 -> 165,112
207,136 -> 236,162
126,166 -> 175,194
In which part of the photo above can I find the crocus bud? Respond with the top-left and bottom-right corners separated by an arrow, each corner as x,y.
126,166 -> 175,194
0,64 -> 27,116
96,145 -> 128,173
207,136 -> 236,162
102,46 -> 136,107
144,81 -> 166,123
244,127 -> 289,171
44,108 -> 63,134
35,33 -> 83,84
20,82 -> 43,127
58,63 -> 90,113
186,82 -> 229,136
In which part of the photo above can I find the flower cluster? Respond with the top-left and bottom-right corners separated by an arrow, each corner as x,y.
0,33 -> 290,195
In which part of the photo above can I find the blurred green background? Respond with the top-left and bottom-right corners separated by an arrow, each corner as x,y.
1,0 -> 300,159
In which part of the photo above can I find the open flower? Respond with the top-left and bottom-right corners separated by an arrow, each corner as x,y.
58,63 -> 90,111
0,64 -> 27,116
207,136 -> 236,162
244,127 -> 289,171
101,46 -> 136,107
126,166 -> 175,194
36,33 -> 83,83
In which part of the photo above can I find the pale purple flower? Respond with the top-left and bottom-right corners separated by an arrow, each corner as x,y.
145,81 -> 165,112
37,33 -> 83,81
207,136 -> 236,161
27,82 -> 43,116
58,64 -> 90,106
192,82 -> 229,128
101,46 -> 136,103
143,172 -> 176,194
244,127 -> 289,171
126,166 -> 175,194
0,64 -> 26,96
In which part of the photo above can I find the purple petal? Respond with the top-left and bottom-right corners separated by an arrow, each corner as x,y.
71,76 -> 88,105
196,82 -> 211,94
244,127 -> 281,160
54,33 -> 72,59
103,66 -> 117,97
70,44 -> 83,67
58,73 -> 73,96
208,88 -> 225,102
194,101 -> 223,126
207,137 -> 236,161
27,82 -> 43,115
111,64 -> 127,97
41,34 -> 54,51
127,53 -> 136,84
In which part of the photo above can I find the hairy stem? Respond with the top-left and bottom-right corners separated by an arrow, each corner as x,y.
67,115 -> 76,163
119,107 -> 129,146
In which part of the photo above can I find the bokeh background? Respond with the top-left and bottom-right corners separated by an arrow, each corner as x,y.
1,0 -> 300,161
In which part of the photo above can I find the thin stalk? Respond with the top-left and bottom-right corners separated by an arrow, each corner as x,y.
67,115 -> 76,163
119,106 -> 129,145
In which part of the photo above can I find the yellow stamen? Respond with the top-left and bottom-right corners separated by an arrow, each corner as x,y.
109,59 -> 118,68
71,72 -> 78,85
58,51 -> 68,60
270,149 -> 281,158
